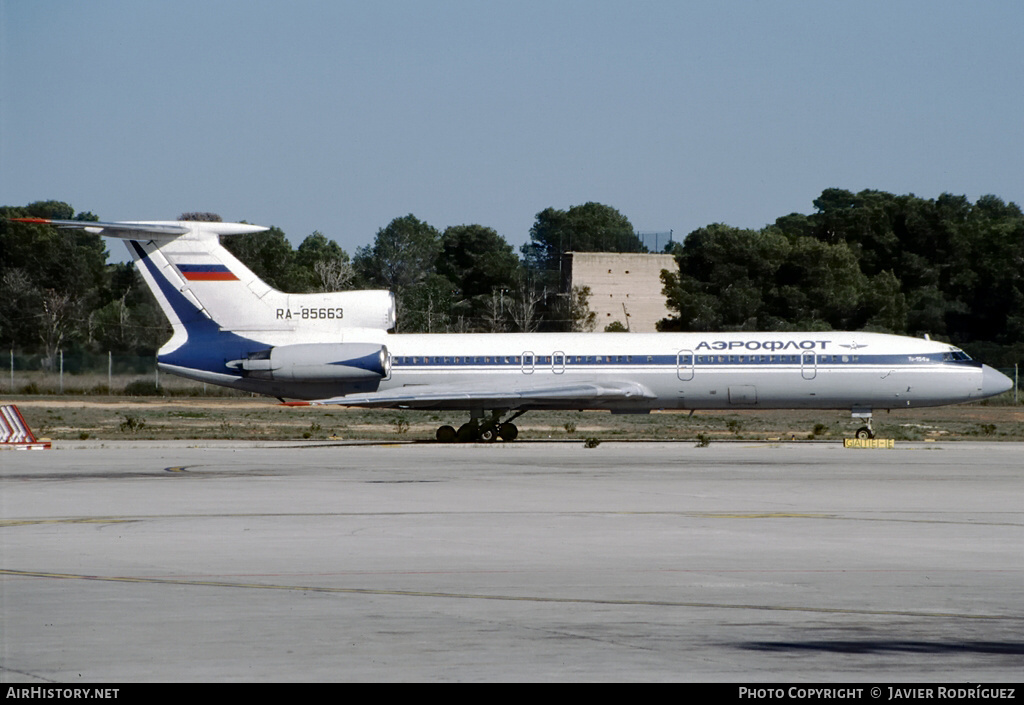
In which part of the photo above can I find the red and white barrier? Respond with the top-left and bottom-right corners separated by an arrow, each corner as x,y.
0,405 -> 51,449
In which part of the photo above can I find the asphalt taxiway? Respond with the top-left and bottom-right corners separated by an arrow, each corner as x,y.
2,441 -> 1022,682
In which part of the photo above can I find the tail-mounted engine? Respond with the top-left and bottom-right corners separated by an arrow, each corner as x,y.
227,343 -> 390,382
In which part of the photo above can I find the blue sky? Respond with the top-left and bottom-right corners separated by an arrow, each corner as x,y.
3,0 -> 1022,261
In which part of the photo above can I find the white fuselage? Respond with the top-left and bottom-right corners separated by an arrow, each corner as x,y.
371,330 -> 984,411
162,328 -> 999,412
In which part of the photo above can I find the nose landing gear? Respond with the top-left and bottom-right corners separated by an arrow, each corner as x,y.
854,423 -> 875,440
852,407 -> 875,439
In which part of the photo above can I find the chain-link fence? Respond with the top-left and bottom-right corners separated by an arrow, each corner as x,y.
4,351 -> 243,396
1001,365 -> 1021,404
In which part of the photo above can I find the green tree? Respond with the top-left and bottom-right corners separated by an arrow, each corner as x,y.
354,215 -> 442,331
661,187 -> 1024,362
221,226 -> 304,292
522,202 -> 645,331
295,231 -> 353,292
804,189 -> 1024,348
861,270 -> 908,333
660,225 -> 790,331
660,224 -> 869,332
547,285 -> 597,332
0,267 -> 42,351
522,202 -> 646,277
399,272 -> 457,333
437,224 -> 521,328
944,195 -> 1024,344
0,203 -> 108,364
772,236 -> 866,330
90,263 -> 169,355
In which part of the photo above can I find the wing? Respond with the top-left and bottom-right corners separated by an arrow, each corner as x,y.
295,378 -> 656,410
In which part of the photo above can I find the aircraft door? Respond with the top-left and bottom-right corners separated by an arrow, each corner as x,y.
801,352 -> 817,380
676,350 -> 694,381
522,351 -> 535,374
552,351 -> 566,374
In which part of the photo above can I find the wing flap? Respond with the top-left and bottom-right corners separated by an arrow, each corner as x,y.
307,379 -> 656,410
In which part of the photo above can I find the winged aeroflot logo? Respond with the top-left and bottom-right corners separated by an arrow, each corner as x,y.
839,341 -> 868,350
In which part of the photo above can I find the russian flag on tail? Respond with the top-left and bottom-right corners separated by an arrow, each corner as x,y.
177,264 -> 238,281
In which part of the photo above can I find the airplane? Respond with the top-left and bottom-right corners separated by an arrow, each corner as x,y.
12,217 -> 1014,441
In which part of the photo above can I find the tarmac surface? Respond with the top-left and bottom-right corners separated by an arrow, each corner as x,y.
2,440 -> 1022,682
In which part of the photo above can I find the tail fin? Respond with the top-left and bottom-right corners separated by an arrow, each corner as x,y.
10,219 -> 396,354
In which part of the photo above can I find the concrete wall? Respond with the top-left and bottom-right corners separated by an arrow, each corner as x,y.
565,252 -> 676,332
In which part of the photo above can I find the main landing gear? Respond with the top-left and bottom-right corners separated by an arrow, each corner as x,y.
436,410 -> 527,443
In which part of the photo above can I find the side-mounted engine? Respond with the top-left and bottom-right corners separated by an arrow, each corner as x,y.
227,343 -> 390,383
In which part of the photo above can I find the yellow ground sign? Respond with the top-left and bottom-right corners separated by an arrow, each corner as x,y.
844,438 -> 895,449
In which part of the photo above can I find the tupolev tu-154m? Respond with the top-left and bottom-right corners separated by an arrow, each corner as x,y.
13,218 -> 1013,441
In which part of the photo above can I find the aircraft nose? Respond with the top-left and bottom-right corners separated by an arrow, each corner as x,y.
980,365 -> 1013,398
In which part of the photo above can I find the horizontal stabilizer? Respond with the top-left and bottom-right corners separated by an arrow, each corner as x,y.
8,218 -> 268,239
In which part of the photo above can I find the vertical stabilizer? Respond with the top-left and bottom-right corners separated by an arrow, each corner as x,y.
9,219 -> 397,352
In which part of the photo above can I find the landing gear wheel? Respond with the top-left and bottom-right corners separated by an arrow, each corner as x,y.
436,425 -> 457,443
855,426 -> 875,440
453,411 -> 526,442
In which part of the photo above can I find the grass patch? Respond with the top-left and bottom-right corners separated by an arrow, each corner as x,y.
7,397 -> 1024,442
